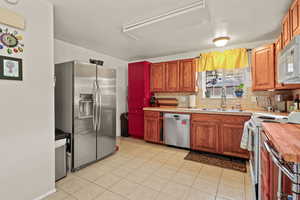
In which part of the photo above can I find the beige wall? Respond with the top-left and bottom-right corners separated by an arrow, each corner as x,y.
0,1 -> 55,200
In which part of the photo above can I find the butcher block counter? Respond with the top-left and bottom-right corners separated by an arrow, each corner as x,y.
263,122 -> 300,163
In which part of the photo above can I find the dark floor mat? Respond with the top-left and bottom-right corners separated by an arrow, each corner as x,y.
184,151 -> 247,173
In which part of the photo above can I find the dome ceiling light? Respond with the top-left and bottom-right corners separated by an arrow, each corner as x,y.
213,36 -> 230,47
5,0 -> 20,5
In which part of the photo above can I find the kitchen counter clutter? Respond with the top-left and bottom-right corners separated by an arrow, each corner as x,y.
143,107 -> 289,116
262,122 -> 300,163
144,107 -> 253,116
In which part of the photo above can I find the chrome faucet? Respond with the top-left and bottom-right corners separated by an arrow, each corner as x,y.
220,86 -> 227,110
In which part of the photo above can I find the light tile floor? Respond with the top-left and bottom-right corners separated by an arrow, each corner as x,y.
45,137 -> 254,200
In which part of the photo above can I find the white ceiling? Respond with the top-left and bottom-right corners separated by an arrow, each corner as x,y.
49,0 -> 292,61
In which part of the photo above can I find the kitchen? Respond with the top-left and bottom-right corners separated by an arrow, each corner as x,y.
1,0 -> 300,200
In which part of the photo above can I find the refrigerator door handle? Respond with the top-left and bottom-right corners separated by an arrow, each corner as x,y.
97,87 -> 102,130
93,81 -> 98,131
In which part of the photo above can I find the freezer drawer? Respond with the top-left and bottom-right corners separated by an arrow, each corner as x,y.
164,113 -> 190,148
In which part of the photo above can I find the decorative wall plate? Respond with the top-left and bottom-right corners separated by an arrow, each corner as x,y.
0,26 -> 24,55
1,33 -> 18,47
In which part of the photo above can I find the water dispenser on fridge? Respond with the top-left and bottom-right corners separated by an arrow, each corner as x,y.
78,94 -> 93,119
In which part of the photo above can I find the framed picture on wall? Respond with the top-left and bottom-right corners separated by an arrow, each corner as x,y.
0,56 -> 22,81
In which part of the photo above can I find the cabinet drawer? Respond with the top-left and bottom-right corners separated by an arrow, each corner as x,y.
221,115 -> 250,125
144,111 -> 160,118
191,114 -> 221,122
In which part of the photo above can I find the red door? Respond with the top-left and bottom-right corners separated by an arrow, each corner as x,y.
128,61 -> 152,139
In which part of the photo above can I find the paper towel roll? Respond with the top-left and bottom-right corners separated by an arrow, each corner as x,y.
189,95 -> 196,108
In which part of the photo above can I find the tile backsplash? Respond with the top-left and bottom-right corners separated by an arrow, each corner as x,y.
155,88 -> 294,112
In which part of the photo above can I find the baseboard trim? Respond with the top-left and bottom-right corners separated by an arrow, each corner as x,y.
33,189 -> 56,200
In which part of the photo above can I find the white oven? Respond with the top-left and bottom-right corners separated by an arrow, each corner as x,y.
246,119 -> 259,198
247,113 -> 288,200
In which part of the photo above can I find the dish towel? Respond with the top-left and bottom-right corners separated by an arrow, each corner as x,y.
240,120 -> 253,151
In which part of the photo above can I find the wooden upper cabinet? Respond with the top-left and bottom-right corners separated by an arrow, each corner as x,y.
252,44 -> 275,91
150,58 -> 197,93
150,63 -> 165,92
282,12 -> 291,48
291,0 -> 300,38
165,61 -> 180,91
179,59 -> 197,92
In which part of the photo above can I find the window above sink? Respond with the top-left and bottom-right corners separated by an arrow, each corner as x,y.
200,68 -> 250,99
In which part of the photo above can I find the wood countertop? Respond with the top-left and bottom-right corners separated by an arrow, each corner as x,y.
263,122 -> 300,163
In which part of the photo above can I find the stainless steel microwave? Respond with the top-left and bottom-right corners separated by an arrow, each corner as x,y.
278,35 -> 300,84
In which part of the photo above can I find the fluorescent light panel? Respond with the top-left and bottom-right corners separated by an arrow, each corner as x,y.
123,0 -> 205,32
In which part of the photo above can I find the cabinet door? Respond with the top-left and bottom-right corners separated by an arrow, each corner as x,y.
260,146 -> 271,200
291,0 -> 300,38
150,63 -> 165,92
282,13 -> 291,48
252,44 -> 275,91
144,117 -> 159,143
144,111 -> 161,143
128,112 -> 144,139
165,61 -> 180,91
191,121 -> 219,153
269,158 -> 293,200
179,59 -> 197,92
221,123 -> 249,159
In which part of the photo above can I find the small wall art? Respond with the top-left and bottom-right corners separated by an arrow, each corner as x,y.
0,24 -> 24,57
0,55 -> 22,80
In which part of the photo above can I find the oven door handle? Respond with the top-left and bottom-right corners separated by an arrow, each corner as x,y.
263,141 -> 295,181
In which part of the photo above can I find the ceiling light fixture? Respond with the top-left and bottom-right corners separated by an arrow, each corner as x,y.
5,0 -> 20,5
213,36 -> 230,47
123,0 -> 205,32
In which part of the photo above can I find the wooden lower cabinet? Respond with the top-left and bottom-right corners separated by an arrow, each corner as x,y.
261,131 -> 292,200
269,159 -> 292,200
144,111 -> 163,144
191,114 -> 250,159
191,121 -> 219,153
221,120 -> 250,159
260,142 -> 271,200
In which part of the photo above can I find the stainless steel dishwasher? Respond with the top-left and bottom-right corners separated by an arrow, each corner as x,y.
164,113 -> 190,148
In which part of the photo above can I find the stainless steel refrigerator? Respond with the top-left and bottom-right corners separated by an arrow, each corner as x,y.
55,61 -> 116,171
